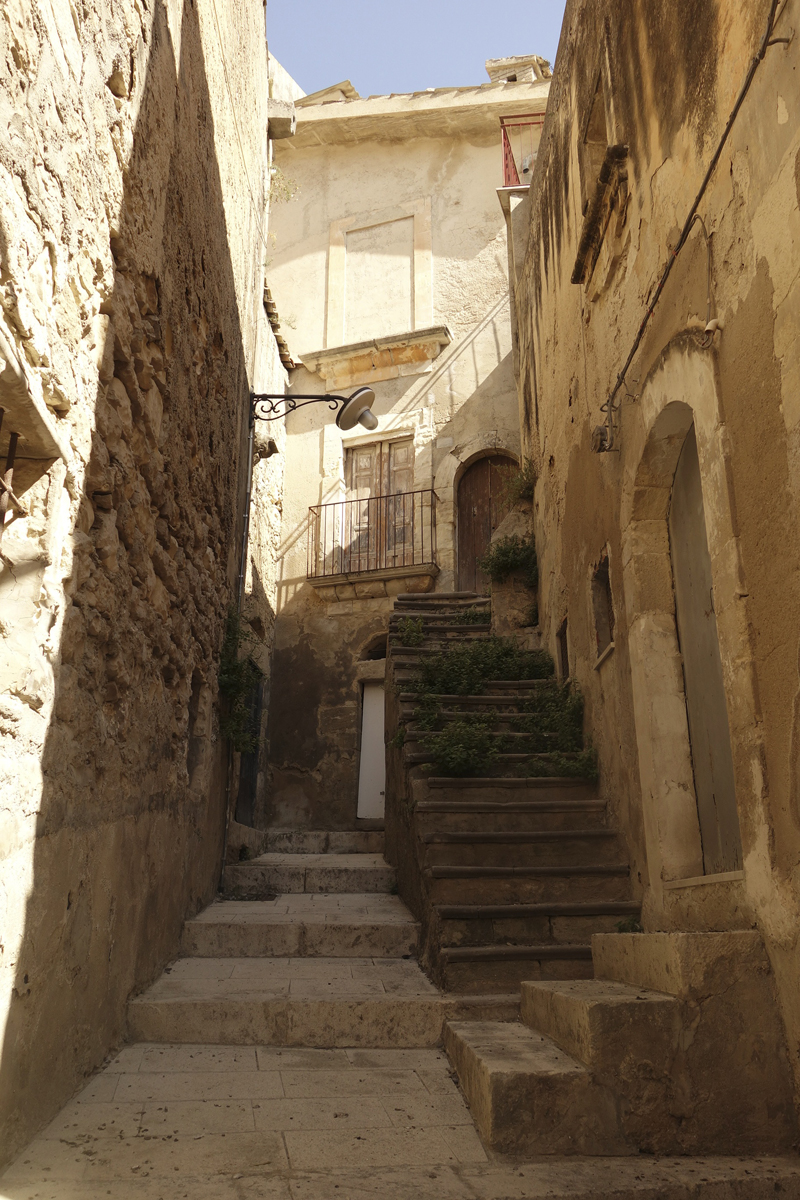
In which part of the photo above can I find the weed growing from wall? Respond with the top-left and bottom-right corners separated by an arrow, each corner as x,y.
500,458 -> 537,506
218,607 -> 264,754
477,534 -> 538,589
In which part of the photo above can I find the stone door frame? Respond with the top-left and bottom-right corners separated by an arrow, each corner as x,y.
621,342 -> 757,913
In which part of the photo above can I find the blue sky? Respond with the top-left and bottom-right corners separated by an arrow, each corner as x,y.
266,1 -> 568,98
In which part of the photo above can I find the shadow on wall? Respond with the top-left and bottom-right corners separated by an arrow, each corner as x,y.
0,0 -> 254,1163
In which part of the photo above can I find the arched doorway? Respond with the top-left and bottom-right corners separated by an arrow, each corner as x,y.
457,454 -> 516,592
669,425 -> 742,873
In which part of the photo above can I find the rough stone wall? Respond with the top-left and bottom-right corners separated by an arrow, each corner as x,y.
0,0 -> 283,1163
513,0 -> 800,1114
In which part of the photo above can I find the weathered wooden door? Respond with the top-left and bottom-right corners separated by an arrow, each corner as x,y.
457,455 -> 516,593
669,425 -> 742,874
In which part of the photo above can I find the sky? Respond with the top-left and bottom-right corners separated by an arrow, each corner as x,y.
266,0 -> 568,98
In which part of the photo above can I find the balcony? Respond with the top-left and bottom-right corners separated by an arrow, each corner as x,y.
500,114 -> 545,187
307,489 -> 438,599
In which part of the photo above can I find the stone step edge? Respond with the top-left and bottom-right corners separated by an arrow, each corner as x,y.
441,944 -> 593,962
427,864 -> 630,879
436,900 -> 640,919
422,830 -> 615,843
424,777 -> 598,789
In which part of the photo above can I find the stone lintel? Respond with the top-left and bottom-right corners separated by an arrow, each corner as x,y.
300,326 -> 452,391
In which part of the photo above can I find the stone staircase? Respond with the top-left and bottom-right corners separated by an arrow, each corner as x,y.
128,830 -> 517,1049
443,929 -> 798,1156
385,592 -> 638,993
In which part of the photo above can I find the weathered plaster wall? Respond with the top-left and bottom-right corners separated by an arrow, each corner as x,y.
514,0 -> 800,1109
262,85 -> 542,830
0,0 -> 283,1162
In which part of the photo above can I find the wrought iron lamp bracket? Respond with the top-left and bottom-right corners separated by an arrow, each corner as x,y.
250,392 -> 345,423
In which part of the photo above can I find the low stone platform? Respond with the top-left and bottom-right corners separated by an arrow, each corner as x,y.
2,1043 -> 798,1198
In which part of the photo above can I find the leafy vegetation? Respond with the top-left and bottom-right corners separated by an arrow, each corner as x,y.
421,717 -> 498,777
406,635 -> 553,699
450,606 -> 491,625
500,458 -> 537,506
268,164 -> 299,205
616,916 -> 644,933
477,534 -> 538,589
394,616 -> 425,646
218,608 -> 264,754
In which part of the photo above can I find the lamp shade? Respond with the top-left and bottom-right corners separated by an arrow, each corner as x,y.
336,387 -> 377,431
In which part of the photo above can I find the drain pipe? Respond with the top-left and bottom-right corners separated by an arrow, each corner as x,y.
219,397 -> 257,890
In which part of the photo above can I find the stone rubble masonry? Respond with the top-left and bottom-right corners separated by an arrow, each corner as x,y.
0,0 -> 284,1166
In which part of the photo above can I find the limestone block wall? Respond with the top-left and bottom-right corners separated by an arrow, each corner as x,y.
0,0 -> 283,1163
512,0 -> 800,1116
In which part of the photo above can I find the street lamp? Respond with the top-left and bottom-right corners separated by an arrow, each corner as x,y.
250,386 -> 378,431
238,386 -> 379,606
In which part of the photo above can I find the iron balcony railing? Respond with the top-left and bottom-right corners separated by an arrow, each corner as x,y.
500,114 -> 545,187
307,489 -> 436,580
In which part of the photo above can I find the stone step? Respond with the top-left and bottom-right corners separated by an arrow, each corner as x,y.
416,806 -> 608,836
223,853 -> 395,898
399,687 -> 555,704
389,620 -> 490,631
422,776 -> 599,793
428,863 -> 628,880
182,896 -> 419,959
442,950 -> 595,994
443,1020 -> 627,1155
519,979 -> 676,1070
128,957 -> 519,1047
394,592 -> 489,605
428,871 -> 631,906
423,832 -> 620,868
263,830 -> 385,855
435,901 -> 640,949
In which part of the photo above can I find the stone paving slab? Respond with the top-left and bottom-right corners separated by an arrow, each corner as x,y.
4,1045 -> 800,1199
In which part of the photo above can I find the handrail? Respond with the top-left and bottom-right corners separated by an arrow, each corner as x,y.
307,488 -> 436,579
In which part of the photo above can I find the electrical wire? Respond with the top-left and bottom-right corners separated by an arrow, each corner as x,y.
600,0 -> 783,449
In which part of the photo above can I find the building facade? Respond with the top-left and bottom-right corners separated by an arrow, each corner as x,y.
509,0 -> 800,1108
263,57 -> 550,831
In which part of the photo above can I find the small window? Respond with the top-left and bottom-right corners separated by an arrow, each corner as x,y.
556,618 -> 570,681
592,553 -> 615,657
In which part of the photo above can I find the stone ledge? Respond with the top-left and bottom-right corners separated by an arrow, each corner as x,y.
309,562 -> 439,602
300,326 -> 452,390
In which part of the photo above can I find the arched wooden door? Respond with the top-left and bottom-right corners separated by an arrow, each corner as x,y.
457,454 -> 516,593
669,425 -> 742,873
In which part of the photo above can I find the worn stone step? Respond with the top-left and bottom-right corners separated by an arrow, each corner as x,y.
399,687 -> 554,704
263,830 -> 385,854
443,1020 -> 627,1155
428,872 -> 632,906
443,944 -> 592,964
436,901 -> 640,949
428,864 -> 628,879
182,896 -> 419,958
128,957 -> 518,1047
425,838 -> 622,869
520,979 -> 676,1070
423,830 -> 616,845
415,801 -> 608,836
423,776 -> 599,792
224,853 -> 395,898
442,953 -> 595,994
389,621 -> 490,631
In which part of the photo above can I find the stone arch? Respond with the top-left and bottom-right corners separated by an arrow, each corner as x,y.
433,435 -> 519,590
621,343 -> 755,903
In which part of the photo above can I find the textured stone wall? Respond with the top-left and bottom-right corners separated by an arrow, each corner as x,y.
512,0 -> 800,1116
0,0 -> 284,1162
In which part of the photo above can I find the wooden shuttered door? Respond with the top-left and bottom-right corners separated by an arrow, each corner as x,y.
457,455 -> 516,593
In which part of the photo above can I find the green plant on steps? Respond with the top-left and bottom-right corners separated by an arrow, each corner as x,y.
509,680 -> 585,751
394,616 -> 425,646
450,607 -> 491,625
477,533 -> 538,589
406,635 -> 553,698
616,916 -> 644,933
421,717 -> 499,777
218,607 -> 264,754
